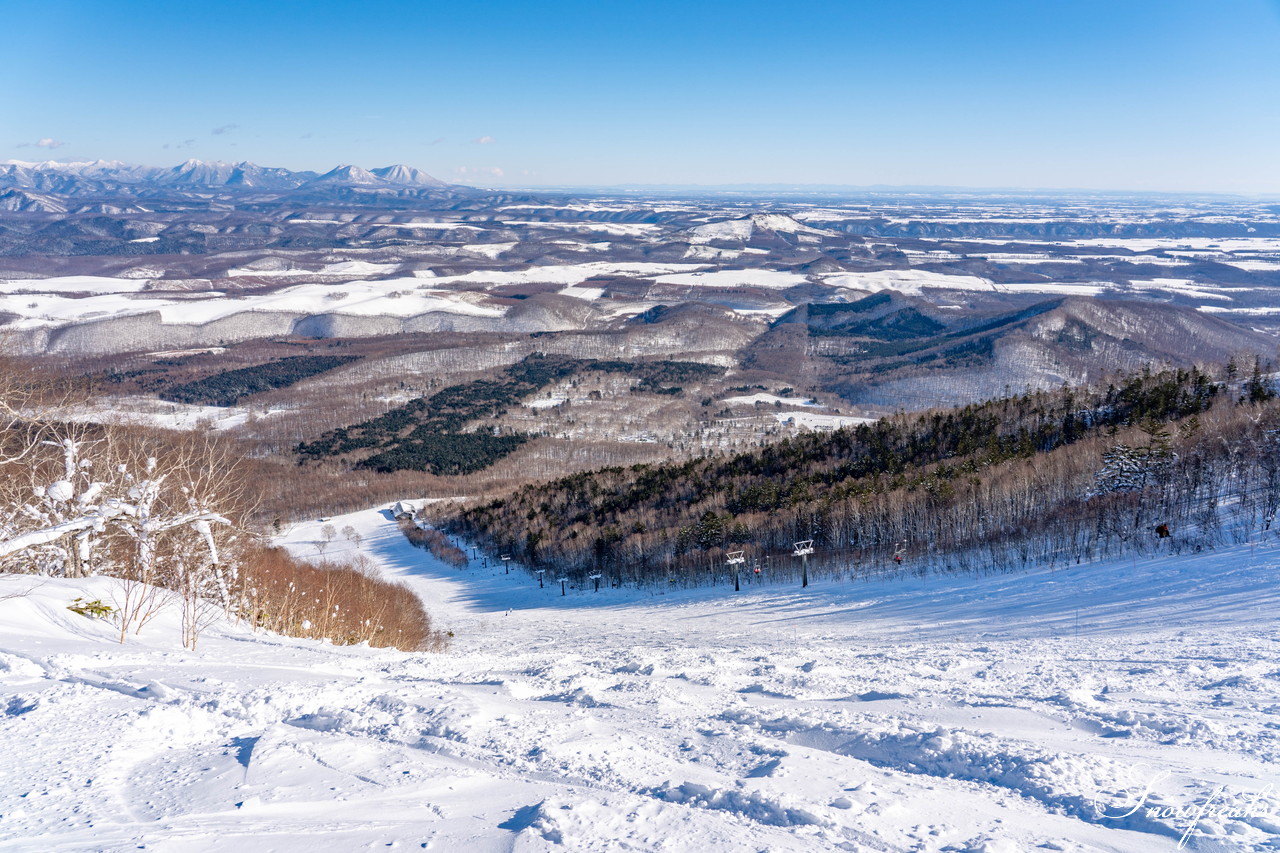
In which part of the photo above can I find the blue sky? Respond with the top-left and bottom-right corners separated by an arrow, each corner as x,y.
5,0 -> 1280,192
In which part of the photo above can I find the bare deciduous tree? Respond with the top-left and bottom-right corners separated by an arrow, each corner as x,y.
2,361 -> 253,647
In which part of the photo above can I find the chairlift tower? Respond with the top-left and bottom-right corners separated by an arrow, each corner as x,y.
726,550 -> 745,592
500,553 -> 512,574
793,539 -> 814,588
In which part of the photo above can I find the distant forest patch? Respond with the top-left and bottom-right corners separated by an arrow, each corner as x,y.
296,353 -> 721,475
159,355 -> 361,406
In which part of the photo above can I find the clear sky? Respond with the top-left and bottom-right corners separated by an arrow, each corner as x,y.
4,0 -> 1280,192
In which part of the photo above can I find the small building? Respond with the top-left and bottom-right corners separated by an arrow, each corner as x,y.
391,499 -> 424,519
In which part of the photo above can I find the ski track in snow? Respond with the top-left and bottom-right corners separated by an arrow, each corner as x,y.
2,506 -> 1279,852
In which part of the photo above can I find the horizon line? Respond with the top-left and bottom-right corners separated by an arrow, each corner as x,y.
5,157 -> 1280,200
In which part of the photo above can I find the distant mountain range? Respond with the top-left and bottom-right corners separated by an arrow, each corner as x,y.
0,159 -> 451,198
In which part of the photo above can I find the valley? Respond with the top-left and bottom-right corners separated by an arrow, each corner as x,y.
3,161 -> 1279,515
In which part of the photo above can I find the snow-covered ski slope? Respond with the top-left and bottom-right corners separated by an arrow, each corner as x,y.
2,505 -> 1278,852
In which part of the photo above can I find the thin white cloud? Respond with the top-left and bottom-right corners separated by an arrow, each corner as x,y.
472,135 -> 495,145
453,165 -> 504,178
36,138 -> 66,149
211,124 -> 239,135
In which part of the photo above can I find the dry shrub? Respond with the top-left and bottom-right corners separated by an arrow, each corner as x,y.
398,518 -> 468,568
234,545 -> 448,652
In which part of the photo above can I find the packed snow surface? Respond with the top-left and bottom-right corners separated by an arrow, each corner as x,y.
1,505 -> 1278,852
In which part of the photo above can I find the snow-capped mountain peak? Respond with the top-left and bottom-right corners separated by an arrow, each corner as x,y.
161,159 -> 242,186
0,159 -> 453,194
371,164 -> 447,187
311,164 -> 382,185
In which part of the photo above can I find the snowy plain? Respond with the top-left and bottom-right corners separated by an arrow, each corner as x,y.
0,277 -> 506,329
5,246 -> 1277,344
1,505 -> 1278,852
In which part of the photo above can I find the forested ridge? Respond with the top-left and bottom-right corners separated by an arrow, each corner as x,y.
295,353 -> 722,475
448,363 -> 1280,586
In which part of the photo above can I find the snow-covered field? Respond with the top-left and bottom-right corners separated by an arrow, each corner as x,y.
654,269 -> 810,289
52,395 -> 277,432
820,270 -> 1001,296
423,261 -> 710,288
500,221 -> 664,237
721,393 -> 819,407
773,411 -> 877,430
2,505 -> 1278,852
0,276 -> 504,328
